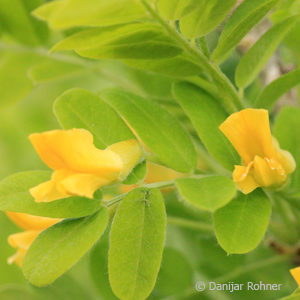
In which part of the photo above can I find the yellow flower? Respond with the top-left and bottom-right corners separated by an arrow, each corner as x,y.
290,267 -> 300,288
6,212 -> 60,266
29,129 -> 142,202
219,108 -> 295,194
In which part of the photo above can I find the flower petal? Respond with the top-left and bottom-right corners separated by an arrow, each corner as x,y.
29,129 -> 123,174
6,212 -> 60,231
219,109 -> 275,164
60,173 -> 114,198
7,249 -> 27,267
7,231 -> 40,267
290,267 -> 300,287
8,231 -> 40,250
108,139 -> 143,180
30,178 -> 69,203
30,169 -> 117,202
252,156 -> 286,187
233,163 -> 259,194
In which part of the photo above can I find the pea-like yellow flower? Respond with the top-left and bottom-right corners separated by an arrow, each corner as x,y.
29,129 -> 142,202
290,267 -> 300,288
219,108 -> 295,194
6,212 -> 60,266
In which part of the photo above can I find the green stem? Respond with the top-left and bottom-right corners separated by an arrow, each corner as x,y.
279,191 -> 300,212
195,143 -> 231,176
143,180 -> 175,189
140,0 -> 244,113
239,87 -> 244,100
187,76 -> 221,101
167,216 -> 214,232
104,180 -> 175,207
269,192 -> 298,229
104,194 -> 125,208
196,37 -> 210,58
267,191 -> 299,243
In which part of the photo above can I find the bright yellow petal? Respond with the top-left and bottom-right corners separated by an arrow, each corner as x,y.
290,267 -> 300,287
233,163 -> 259,194
252,156 -> 286,187
29,178 -> 69,203
60,173 -> 114,198
8,231 -> 40,250
29,129 -> 123,174
108,139 -> 142,180
7,231 -> 40,267
6,212 -> 60,231
31,169 -> 117,202
7,248 -> 27,267
219,109 -> 275,164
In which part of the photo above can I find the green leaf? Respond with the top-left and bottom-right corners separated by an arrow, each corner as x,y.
22,208 -> 108,286
101,88 -> 197,173
180,0 -> 237,38
255,69 -> 300,109
0,171 -> 101,218
90,233 -> 118,300
273,107 -> 300,191
54,88 -> 134,149
123,55 -> 202,77
280,289 -> 300,300
155,247 -> 193,296
0,213 -> 26,285
173,82 -> 240,170
271,0 -> 300,23
214,190 -> 271,254
212,0 -> 280,64
284,21 -> 300,53
0,0 -> 48,45
33,0 -> 147,29
176,176 -> 236,212
123,160 -> 147,185
109,188 -> 166,300
157,0 -> 198,20
52,24 -> 182,60
235,16 -> 299,89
